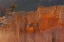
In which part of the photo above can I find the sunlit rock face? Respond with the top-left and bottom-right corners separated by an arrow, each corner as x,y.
37,6 -> 62,31
0,6 -> 63,42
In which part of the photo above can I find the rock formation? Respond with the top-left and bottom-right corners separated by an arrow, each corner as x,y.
0,5 -> 63,42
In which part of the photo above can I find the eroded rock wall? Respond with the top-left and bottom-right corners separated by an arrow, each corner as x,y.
0,6 -> 63,42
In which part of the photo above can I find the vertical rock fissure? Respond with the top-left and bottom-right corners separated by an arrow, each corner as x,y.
24,16 -> 27,42
52,33 -> 55,42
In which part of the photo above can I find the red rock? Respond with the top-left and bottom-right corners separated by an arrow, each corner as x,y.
0,6 -> 63,42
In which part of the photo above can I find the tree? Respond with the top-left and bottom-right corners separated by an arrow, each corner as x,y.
9,4 -> 17,13
0,4 -> 7,17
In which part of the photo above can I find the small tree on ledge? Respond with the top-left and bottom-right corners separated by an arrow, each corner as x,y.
9,4 -> 17,14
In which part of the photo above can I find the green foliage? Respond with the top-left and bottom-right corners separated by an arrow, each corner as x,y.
9,4 -> 17,13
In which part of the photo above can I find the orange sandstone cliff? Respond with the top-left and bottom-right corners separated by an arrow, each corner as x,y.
0,6 -> 63,42
37,6 -> 62,30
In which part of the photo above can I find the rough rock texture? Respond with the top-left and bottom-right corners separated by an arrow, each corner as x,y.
0,6 -> 63,42
37,6 -> 62,30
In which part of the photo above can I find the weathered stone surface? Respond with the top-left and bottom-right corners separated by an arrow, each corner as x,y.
0,6 -> 63,42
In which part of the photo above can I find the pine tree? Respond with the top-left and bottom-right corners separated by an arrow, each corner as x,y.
9,4 -> 17,13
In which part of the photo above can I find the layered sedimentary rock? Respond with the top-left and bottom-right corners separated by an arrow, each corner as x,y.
0,6 -> 63,42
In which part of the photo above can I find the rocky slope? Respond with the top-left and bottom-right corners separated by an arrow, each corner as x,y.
0,6 -> 64,42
